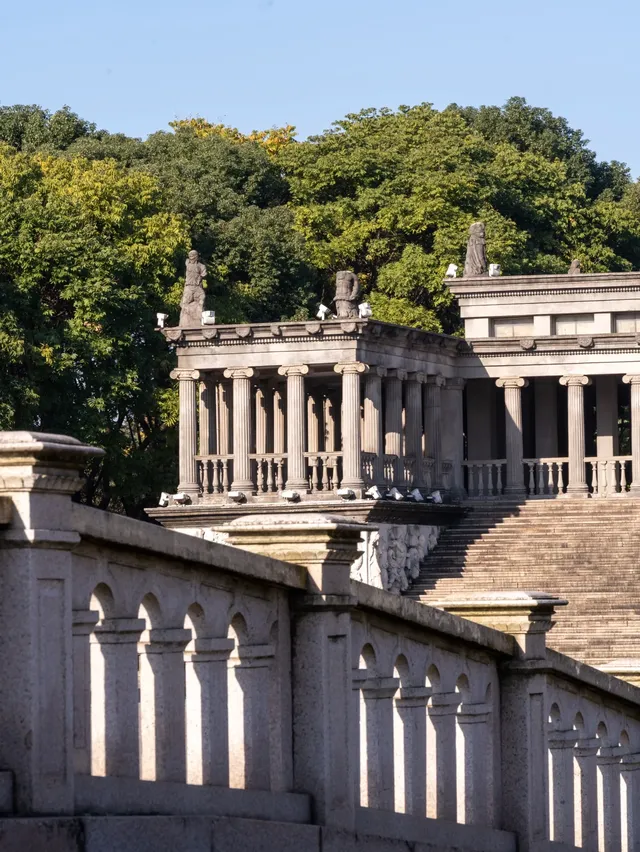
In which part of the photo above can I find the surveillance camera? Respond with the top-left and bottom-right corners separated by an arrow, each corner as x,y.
337,488 -> 356,500
385,487 -> 404,501
358,302 -> 372,319
281,490 -> 300,502
201,311 -> 216,325
316,304 -> 331,320
445,263 -> 458,279
158,491 -> 171,507
408,488 -> 424,502
156,313 -> 169,328
172,492 -> 190,505
365,485 -> 383,499
228,491 -> 246,503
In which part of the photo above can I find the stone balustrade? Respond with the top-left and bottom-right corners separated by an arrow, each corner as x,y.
3,432 -> 640,850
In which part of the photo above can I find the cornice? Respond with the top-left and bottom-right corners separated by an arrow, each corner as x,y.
447,271 -> 640,300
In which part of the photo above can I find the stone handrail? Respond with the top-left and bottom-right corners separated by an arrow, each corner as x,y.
3,431 -> 640,848
304,451 -> 342,491
585,456 -> 632,496
462,459 -> 506,497
195,454 -> 234,494
523,457 -> 569,495
249,453 -> 287,492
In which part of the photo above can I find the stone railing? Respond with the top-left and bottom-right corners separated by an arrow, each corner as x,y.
195,453 -> 233,494
523,457 -> 569,496
586,456 -> 632,496
305,451 -> 342,492
3,432 -> 640,850
249,453 -> 287,492
462,459 -> 506,497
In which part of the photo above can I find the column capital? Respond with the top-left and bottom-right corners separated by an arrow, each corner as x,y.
223,367 -> 259,380
366,366 -> 388,379
170,368 -> 200,381
406,371 -> 427,384
559,375 -> 590,387
623,374 -> 640,385
496,377 -> 528,389
444,377 -> 466,390
277,364 -> 309,377
387,369 -> 407,381
425,374 -> 446,387
334,362 -> 369,376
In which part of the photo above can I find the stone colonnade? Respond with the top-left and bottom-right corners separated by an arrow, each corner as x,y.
481,373 -> 640,495
171,365 -> 463,498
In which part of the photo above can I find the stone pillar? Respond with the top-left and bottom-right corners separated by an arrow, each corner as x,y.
559,375 -> 591,494
623,375 -> 640,493
278,365 -> 310,491
364,367 -> 387,485
198,376 -> 216,456
139,627 -> 191,783
384,370 -> 407,486
171,369 -> 200,497
324,393 -> 338,452
255,382 -> 269,455
441,378 -> 466,497
273,383 -> 286,455
217,380 -> 231,455
361,678 -> 399,811
548,729 -> 578,843
405,373 -> 426,487
72,609 -> 99,774
224,367 -> 258,493
456,703 -> 493,826
424,374 -> 445,489
91,617 -> 146,778
466,379 -> 496,460
307,391 -> 320,454
427,692 -> 460,820
185,637 -> 235,786
574,737 -> 599,850
0,432 -> 103,814
496,377 -> 528,496
393,686 -> 430,816
335,362 -> 369,493
534,379 -> 558,458
596,375 -> 619,458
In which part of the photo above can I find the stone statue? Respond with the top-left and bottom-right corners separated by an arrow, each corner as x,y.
333,270 -> 361,318
568,259 -> 582,275
463,222 -> 488,278
179,250 -> 207,327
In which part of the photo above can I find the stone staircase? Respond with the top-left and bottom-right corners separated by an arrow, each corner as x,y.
406,498 -> 640,666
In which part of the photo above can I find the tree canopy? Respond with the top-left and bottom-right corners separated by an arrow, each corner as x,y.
1,97 -> 640,513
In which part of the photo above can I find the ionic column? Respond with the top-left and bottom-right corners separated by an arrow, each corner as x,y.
216,380 -> 231,455
441,378 -> 466,497
405,373 -> 426,487
198,376 -> 216,456
255,382 -> 269,455
273,383 -> 286,454
334,362 -> 369,492
496,377 -> 528,496
170,368 -> 200,497
559,375 -> 591,494
91,617 -> 146,778
424,374 -> 445,490
623,375 -> 640,493
223,367 -> 258,492
307,391 -> 320,454
324,393 -> 338,451
278,365 -> 309,490
364,367 -> 387,485
385,370 -> 407,486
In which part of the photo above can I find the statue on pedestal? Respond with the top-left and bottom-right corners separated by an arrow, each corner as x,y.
179,250 -> 207,327
333,270 -> 361,318
568,259 -> 582,275
463,222 -> 488,278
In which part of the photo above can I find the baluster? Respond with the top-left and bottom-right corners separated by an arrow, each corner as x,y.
621,460 -> 628,492
481,463 -> 489,496
222,459 -> 230,493
496,462 -> 504,495
335,457 -> 341,490
590,461 -> 597,496
558,463 -> 565,493
311,458 -> 320,492
601,460 -> 608,497
537,462 -> 545,495
528,462 -> 535,495
470,464 -> 478,498
212,460 -> 220,494
321,456 -> 329,490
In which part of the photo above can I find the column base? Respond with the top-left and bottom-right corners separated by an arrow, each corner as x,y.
340,479 -> 365,496
629,484 -> 640,495
503,485 -> 526,497
285,479 -> 310,493
178,482 -> 200,498
565,484 -> 589,495
230,480 -> 256,494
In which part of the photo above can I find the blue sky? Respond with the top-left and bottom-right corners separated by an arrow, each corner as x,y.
2,0 -> 639,175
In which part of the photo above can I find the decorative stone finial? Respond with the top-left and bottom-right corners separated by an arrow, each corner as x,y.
568,259 -> 582,275
179,249 -> 207,327
463,222 -> 488,278
333,271 -> 361,319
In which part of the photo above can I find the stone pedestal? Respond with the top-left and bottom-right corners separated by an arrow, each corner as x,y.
171,369 -> 200,497
623,375 -> 640,493
496,378 -> 528,496
278,365 -> 309,491
560,375 -> 591,494
224,368 -> 258,493
0,432 -> 103,814
335,362 -> 369,493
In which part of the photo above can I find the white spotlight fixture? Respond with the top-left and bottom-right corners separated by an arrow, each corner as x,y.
337,487 -> 356,500
489,264 -> 502,277
316,304 -> 331,320
445,263 -> 458,279
158,491 -> 171,507
281,490 -> 300,502
386,487 -> 404,501
201,310 -> 216,325
228,491 -> 246,503
172,492 -> 190,505
358,302 -> 372,319
156,312 -> 169,328
365,485 -> 383,499
430,490 -> 443,504
408,488 -> 424,502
